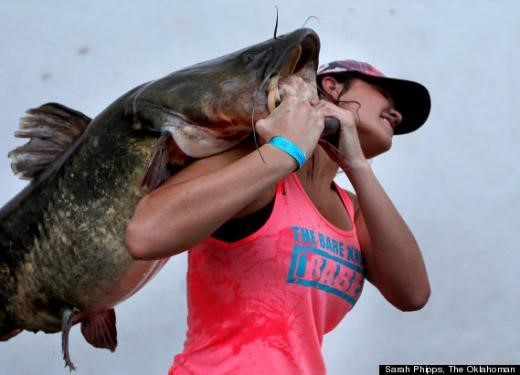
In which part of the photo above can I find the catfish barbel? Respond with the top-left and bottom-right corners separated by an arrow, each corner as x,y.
0,28 -> 339,369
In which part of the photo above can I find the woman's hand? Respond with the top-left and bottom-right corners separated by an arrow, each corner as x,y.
255,77 -> 324,158
314,100 -> 368,171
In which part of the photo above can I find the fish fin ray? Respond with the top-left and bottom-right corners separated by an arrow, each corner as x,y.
80,308 -> 117,352
141,134 -> 192,191
61,307 -> 79,370
9,103 -> 91,180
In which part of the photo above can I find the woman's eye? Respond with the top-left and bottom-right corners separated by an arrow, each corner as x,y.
378,88 -> 394,104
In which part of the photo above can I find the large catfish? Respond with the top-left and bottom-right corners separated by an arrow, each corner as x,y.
0,28 -> 338,369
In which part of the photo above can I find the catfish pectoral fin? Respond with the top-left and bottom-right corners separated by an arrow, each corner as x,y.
141,134 -> 192,191
61,307 -> 79,371
80,309 -> 117,352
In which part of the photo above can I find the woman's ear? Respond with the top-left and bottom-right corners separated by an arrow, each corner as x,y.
320,76 -> 341,99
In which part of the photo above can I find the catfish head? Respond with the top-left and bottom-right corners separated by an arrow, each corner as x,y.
130,28 -> 322,190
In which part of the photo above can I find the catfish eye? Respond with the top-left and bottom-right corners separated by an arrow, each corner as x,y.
241,51 -> 257,64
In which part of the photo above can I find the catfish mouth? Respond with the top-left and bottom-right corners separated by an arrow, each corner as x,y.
267,34 -> 319,113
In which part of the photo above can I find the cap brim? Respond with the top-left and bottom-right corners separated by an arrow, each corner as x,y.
349,72 -> 431,135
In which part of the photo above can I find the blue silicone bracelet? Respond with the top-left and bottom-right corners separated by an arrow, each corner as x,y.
268,136 -> 307,169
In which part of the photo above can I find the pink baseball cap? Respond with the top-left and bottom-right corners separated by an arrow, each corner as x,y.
317,59 -> 431,135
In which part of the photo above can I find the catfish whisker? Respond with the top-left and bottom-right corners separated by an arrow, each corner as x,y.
273,6 -> 279,40
302,16 -> 320,28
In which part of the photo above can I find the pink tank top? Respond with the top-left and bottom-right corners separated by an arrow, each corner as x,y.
169,174 -> 364,374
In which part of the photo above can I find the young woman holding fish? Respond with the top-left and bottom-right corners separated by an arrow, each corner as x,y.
126,59 -> 431,374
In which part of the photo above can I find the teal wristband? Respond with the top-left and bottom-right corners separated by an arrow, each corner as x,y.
268,136 -> 307,169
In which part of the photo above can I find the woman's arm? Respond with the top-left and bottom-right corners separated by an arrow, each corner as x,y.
350,166 -> 430,311
125,94 -> 325,260
125,143 -> 295,260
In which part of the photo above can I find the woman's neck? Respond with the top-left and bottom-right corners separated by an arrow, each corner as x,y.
297,146 -> 339,190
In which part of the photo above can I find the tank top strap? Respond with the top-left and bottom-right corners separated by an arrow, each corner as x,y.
281,173 -> 357,235
334,182 -> 357,223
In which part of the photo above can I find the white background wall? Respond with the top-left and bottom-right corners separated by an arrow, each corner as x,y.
1,0 -> 519,374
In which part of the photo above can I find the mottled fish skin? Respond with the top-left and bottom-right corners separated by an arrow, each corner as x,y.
1,92 -> 166,334
0,28 -> 323,366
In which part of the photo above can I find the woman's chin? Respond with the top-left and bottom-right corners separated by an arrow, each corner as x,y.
364,137 -> 392,158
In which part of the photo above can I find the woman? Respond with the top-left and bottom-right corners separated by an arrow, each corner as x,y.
125,59 -> 432,374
